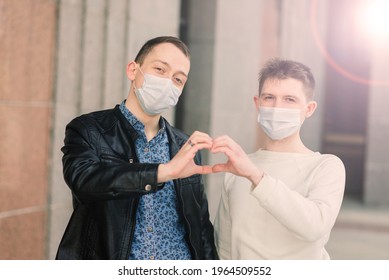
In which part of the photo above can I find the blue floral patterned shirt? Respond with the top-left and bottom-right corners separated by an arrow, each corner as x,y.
119,102 -> 191,260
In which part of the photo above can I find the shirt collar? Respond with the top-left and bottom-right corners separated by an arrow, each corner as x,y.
119,100 -> 166,135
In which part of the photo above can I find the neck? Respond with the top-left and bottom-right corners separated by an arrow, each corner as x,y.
125,92 -> 161,141
260,133 -> 313,154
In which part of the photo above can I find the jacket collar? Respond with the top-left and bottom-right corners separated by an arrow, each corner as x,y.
113,104 -> 182,158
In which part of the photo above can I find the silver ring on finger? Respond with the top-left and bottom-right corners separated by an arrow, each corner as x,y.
188,139 -> 195,147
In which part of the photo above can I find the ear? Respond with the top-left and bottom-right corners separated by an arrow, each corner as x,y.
126,61 -> 138,81
305,101 -> 317,118
253,95 -> 260,111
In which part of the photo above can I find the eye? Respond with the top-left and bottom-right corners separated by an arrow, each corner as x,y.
262,95 -> 274,100
172,75 -> 186,87
174,77 -> 184,85
285,97 -> 296,103
154,66 -> 165,74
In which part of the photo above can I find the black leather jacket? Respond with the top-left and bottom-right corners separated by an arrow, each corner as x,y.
56,105 -> 218,260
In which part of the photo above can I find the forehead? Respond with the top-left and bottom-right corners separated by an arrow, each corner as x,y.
261,78 -> 306,98
142,43 -> 190,75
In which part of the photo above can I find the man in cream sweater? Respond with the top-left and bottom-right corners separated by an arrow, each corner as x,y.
211,58 -> 346,259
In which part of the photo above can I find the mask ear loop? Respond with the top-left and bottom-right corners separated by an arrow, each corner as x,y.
133,64 -> 145,91
136,64 -> 145,76
300,102 -> 314,124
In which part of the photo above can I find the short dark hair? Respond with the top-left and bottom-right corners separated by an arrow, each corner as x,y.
134,36 -> 190,65
258,58 -> 315,100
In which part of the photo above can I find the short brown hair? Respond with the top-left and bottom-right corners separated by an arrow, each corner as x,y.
134,36 -> 190,65
258,58 -> 315,100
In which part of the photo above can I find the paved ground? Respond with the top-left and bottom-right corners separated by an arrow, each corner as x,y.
327,198 -> 389,259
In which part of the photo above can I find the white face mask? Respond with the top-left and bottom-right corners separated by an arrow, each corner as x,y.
134,69 -> 182,115
257,106 -> 305,140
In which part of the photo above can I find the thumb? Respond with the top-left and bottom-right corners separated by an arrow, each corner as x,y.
197,165 -> 214,175
212,164 -> 227,173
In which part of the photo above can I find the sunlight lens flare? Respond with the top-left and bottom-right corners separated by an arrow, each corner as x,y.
359,0 -> 389,42
310,0 -> 389,86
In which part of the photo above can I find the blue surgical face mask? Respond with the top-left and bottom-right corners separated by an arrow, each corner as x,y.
257,106 -> 306,140
134,68 -> 182,115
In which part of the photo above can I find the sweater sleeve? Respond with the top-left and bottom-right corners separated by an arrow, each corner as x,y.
250,155 -> 346,242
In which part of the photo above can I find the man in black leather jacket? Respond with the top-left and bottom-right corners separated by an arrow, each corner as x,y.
56,36 -> 218,260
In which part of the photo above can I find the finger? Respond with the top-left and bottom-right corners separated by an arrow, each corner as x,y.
212,137 -> 235,150
191,130 -> 212,139
192,135 -> 213,145
189,131 -> 213,143
212,163 -> 228,173
211,146 -> 235,158
186,138 -> 212,149
187,139 -> 196,147
190,142 -> 213,154
212,139 -> 245,156
196,165 -> 214,175
213,135 -> 233,144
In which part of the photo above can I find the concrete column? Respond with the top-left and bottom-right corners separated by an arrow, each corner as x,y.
48,0 -> 84,260
182,0 -> 263,221
364,41 -> 389,205
80,0 -> 106,113
102,0 -> 129,109
179,0 -> 217,136
280,0 -> 328,151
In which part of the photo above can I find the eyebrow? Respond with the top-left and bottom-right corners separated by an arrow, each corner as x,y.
260,93 -> 301,100
259,93 -> 274,97
284,94 -> 300,100
152,59 -> 188,78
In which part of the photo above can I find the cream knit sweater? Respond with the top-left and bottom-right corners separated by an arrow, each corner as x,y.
214,149 -> 345,260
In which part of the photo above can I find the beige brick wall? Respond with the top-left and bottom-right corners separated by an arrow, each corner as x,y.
0,0 -> 57,259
